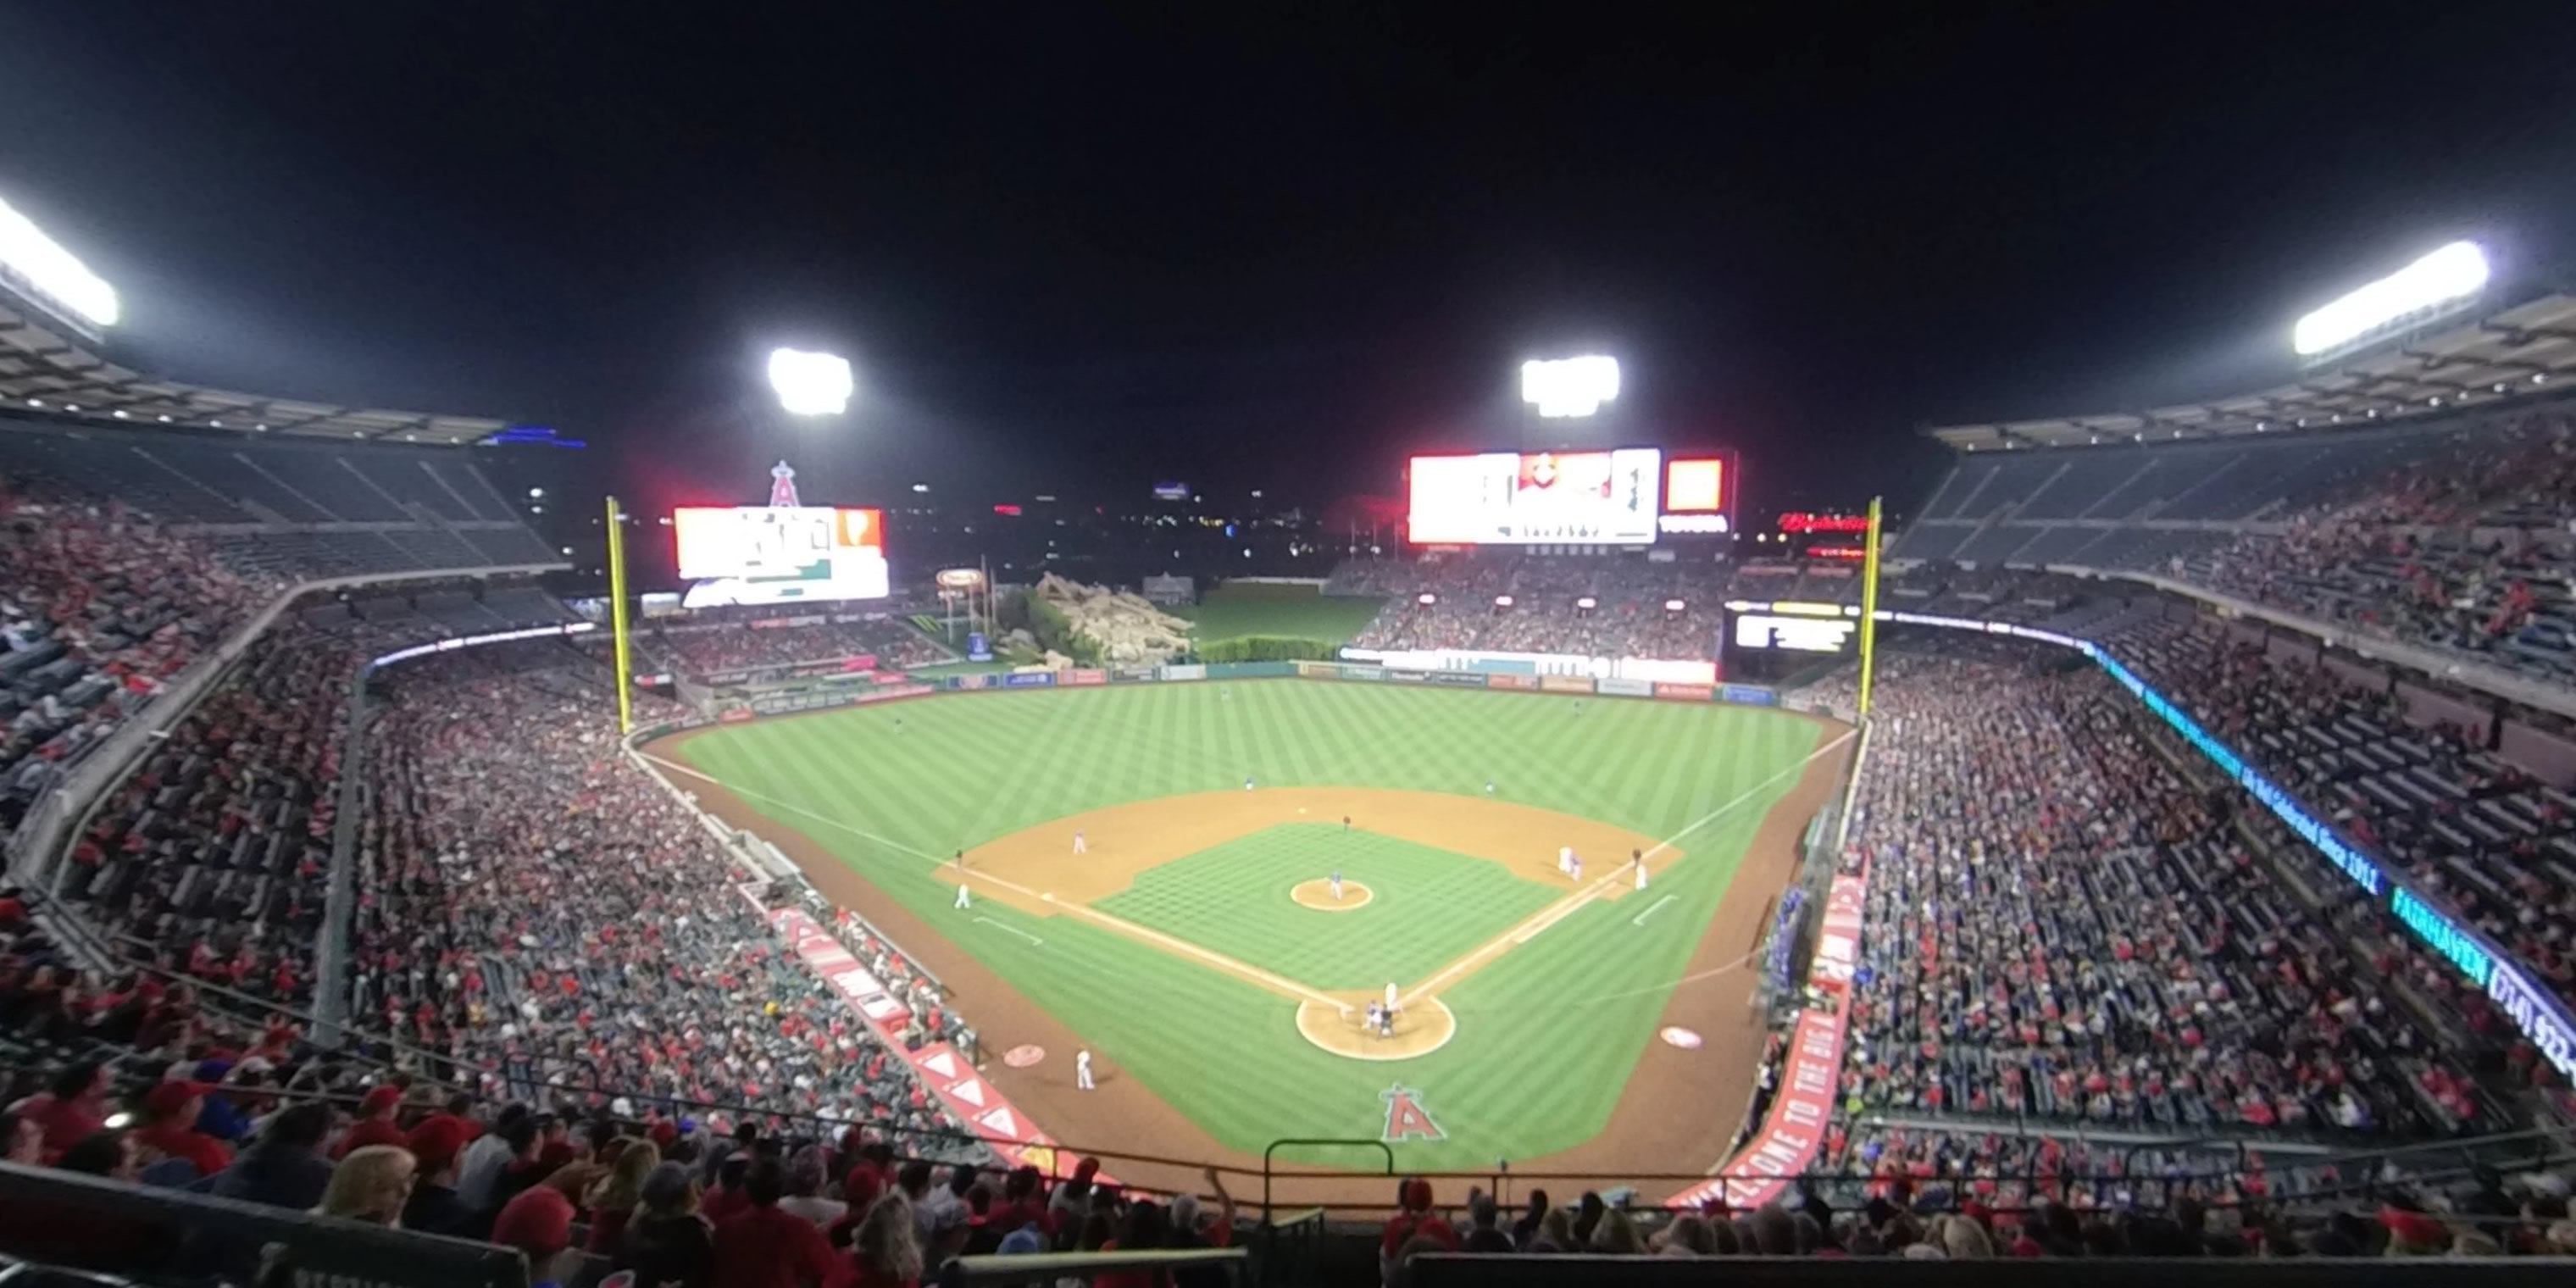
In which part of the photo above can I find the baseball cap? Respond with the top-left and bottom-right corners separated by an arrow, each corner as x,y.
641,1162 -> 697,1210
491,1186 -> 576,1259
145,1080 -> 209,1118
407,1118 -> 471,1173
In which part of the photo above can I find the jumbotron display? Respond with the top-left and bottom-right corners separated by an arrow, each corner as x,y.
673,505 -> 890,608
1407,447 -> 1662,545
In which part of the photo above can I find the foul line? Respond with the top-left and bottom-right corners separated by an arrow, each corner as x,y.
644,750 -> 1347,1012
974,917 -> 1045,947
1404,728 -> 1856,1003
1630,894 -> 1677,926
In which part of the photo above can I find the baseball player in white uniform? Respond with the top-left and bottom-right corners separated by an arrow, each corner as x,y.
1635,861 -> 1650,891
954,881 -> 971,910
1568,852 -> 1583,883
1076,1049 -> 1095,1091
1558,845 -> 1574,876
1244,775 -> 1256,791
1330,868 -> 1344,901
1384,981 -> 1400,1016
1073,830 -> 1087,854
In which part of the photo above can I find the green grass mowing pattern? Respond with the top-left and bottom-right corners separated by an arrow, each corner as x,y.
1092,824 -> 1565,991
674,681 -> 1827,1167
1171,586 -> 1385,645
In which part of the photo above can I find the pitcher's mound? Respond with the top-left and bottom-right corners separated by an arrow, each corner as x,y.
1296,991 -> 1457,1060
1289,879 -> 1373,911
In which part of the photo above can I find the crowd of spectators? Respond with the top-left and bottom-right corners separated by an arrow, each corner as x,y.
634,617 -> 950,680
2,477 -> 279,830
1336,554 -> 1761,659
0,935 -> 1246,1287
1828,645 -> 2492,1142
2102,617 -> 2576,1015
2164,413 -> 2576,682
54,625 -> 354,1012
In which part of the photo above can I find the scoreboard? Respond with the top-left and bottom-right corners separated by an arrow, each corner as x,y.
673,506 -> 889,608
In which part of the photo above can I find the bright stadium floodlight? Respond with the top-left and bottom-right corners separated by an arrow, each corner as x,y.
0,194 -> 121,330
2293,241 -> 2490,357
1519,355 -> 1621,418
767,347 -> 855,416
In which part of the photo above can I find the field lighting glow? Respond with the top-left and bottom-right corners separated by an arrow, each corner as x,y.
2293,241 -> 2490,357
767,347 -> 854,416
1519,355 -> 1621,418
0,195 -> 121,329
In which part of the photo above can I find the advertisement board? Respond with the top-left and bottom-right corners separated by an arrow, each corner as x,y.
1720,684 -> 1778,707
674,505 -> 890,608
1407,447 -> 1662,545
1596,676 -> 1653,697
1002,671 -> 1055,688
1387,669 -> 1431,684
1430,670 -> 1487,687
1337,664 -> 1386,682
1061,669 -> 1108,686
1112,663 -> 1161,683
1654,682 -> 1715,702
1161,663 -> 1207,682
1486,674 -> 1540,691
1539,675 -> 1596,694
952,674 -> 992,691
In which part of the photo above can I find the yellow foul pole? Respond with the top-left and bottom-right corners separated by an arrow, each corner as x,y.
1857,494 -> 1885,719
606,495 -> 636,736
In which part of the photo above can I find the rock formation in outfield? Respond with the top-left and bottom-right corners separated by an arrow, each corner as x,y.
1032,573 -> 1193,663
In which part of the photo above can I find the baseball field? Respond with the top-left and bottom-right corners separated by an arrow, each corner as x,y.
652,679 -> 1847,1189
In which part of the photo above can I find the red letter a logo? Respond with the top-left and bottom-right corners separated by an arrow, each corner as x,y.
1380,1084 -> 1446,1143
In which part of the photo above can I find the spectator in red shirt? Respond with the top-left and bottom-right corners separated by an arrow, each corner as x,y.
7,1062 -> 109,1163
713,1158 -> 838,1288
1380,1179 -> 1457,1285
132,1080 -> 232,1180
333,1085 -> 409,1158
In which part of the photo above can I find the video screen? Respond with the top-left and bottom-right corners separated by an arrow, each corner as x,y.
674,506 -> 889,608
1407,448 -> 1661,545
1732,613 -> 1856,652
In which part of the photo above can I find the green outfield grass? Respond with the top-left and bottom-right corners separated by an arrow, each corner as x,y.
1171,581 -> 1385,644
1094,824 -> 1566,990
671,680 -> 1826,1167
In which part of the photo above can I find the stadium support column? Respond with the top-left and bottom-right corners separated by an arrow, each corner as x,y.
1857,495 -> 1884,719
607,495 -> 636,736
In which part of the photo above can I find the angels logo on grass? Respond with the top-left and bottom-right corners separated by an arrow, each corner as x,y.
1380,1083 -> 1446,1143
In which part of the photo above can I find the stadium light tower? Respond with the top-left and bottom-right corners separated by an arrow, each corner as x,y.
0,193 -> 122,335
767,347 -> 855,416
2292,241 -> 2490,358
1520,355 -> 1621,418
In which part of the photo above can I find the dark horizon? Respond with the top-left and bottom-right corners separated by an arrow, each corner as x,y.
7,3 -> 2576,526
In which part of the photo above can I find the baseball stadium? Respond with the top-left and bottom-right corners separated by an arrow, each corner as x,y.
8,16 -> 2576,1288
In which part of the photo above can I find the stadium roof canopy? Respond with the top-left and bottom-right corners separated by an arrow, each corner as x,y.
0,297 -> 510,445
1926,293 -> 2576,452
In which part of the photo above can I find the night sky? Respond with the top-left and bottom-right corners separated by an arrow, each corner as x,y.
7,3 -> 2576,522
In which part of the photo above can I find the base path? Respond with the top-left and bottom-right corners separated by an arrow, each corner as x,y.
651,711 -> 1854,1208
